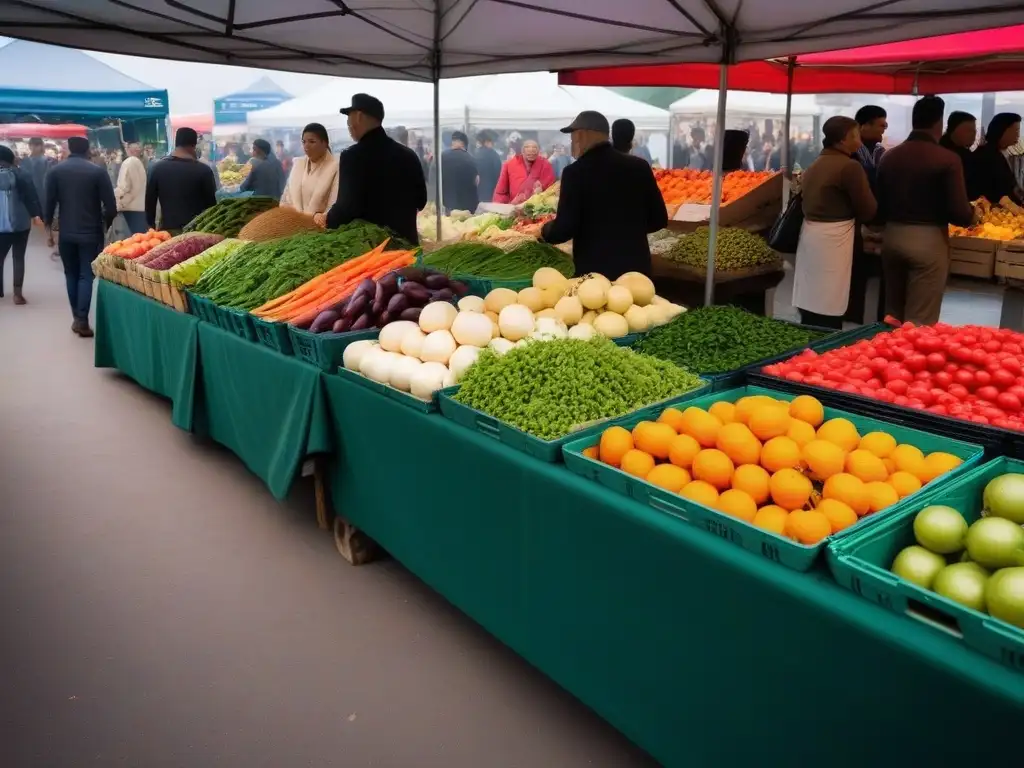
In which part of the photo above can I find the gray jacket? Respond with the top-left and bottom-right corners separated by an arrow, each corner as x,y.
0,163 -> 42,233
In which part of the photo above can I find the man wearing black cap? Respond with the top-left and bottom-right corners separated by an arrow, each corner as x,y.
145,127 -> 217,232
433,130 -> 479,214
241,138 -> 286,199
540,111 -> 667,278
326,93 -> 427,244
44,136 -> 117,336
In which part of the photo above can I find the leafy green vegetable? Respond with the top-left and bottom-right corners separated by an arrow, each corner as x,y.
666,226 -> 778,271
169,238 -> 245,288
424,239 -> 573,280
632,305 -> 828,375
454,337 -> 703,440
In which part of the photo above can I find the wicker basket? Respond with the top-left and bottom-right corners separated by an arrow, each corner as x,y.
237,207 -> 319,241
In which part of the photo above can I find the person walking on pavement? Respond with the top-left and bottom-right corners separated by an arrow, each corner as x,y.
240,138 -> 286,199
115,142 -> 148,235
145,127 -> 217,233
45,136 -> 117,337
0,145 -> 43,304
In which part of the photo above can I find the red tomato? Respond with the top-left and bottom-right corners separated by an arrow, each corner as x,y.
884,365 -> 914,384
977,385 -> 1001,402
934,371 -> 953,389
904,353 -> 928,373
948,383 -> 969,399
984,340 -> 1003,353
928,405 -> 948,415
886,379 -> 909,395
875,388 -> 896,403
954,370 -> 975,388
786,372 -> 805,382
1009,385 -> 1024,399
894,395 -> 910,406
974,370 -> 992,387
997,392 -> 1022,413
849,366 -> 872,381
925,353 -> 946,371
1005,343 -> 1023,355
1002,356 -> 1022,373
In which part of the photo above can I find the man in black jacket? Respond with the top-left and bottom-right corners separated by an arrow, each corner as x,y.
326,93 -> 427,244
145,127 -> 217,232
474,130 -> 502,203
45,136 -> 117,337
240,138 -> 286,199
541,111 -> 667,277
434,130 -> 478,214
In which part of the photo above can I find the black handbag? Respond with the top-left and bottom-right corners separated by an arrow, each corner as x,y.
767,192 -> 804,254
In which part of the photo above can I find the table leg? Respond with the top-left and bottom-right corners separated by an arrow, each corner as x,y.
313,458 -> 328,531
1000,286 -> 1024,331
333,516 -> 381,566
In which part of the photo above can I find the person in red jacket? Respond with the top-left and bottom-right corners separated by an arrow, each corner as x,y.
493,139 -> 556,204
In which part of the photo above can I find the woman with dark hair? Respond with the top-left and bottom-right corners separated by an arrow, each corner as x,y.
939,111 -> 978,195
721,129 -> 749,172
791,116 -> 877,329
281,122 -> 339,226
970,112 -> 1023,205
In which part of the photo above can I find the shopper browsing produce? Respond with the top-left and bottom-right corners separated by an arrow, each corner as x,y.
240,139 -> 286,200
493,139 -> 556,205
145,128 -> 217,233
970,112 -> 1023,206
281,123 -> 340,225
540,111 -> 667,278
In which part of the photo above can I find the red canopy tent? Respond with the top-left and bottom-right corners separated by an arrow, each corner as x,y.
559,25 -> 1024,94
0,122 -> 87,140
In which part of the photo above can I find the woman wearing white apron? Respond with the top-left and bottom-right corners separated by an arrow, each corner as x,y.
792,116 -> 878,329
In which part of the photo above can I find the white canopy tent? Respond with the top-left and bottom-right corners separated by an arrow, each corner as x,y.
671,90 -> 821,120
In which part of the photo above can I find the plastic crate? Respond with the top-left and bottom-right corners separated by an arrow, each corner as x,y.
251,316 -> 294,356
219,306 -> 257,342
454,274 -> 532,297
186,292 -> 219,325
335,364 -> 440,412
439,382 -> 710,464
828,456 -> 1024,672
289,327 -> 380,372
561,385 -> 984,571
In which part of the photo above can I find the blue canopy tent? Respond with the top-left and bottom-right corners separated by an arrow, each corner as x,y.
214,76 -> 291,127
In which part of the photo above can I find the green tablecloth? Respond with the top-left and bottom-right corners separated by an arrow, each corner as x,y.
194,323 -> 330,500
94,280 -> 199,431
323,373 -> 1023,767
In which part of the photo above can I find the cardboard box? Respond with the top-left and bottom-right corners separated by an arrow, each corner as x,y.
996,240 -> 1024,280
668,172 -> 783,233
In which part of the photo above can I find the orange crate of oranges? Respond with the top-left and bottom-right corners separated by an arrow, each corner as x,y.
562,386 -> 984,571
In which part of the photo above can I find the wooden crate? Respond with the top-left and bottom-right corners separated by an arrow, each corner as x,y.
668,173 -> 783,234
950,236 -> 997,279
996,240 -> 1024,281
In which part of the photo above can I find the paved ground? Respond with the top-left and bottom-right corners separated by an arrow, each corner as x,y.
0,239 -> 657,767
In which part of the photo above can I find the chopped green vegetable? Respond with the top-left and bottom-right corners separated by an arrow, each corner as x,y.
666,226 -> 778,271
423,240 -> 573,280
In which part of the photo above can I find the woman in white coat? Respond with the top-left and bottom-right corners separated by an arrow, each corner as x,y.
280,122 -> 339,227
791,116 -> 878,329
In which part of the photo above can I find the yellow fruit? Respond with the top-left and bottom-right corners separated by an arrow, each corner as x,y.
822,472 -> 869,516
708,401 -> 737,424
789,395 -> 825,427
859,431 -> 897,458
583,445 -> 599,460
620,449 -> 655,479
748,405 -> 792,441
818,498 -> 858,533
680,407 -> 723,448
716,489 -> 758,522
716,422 -> 762,466
803,439 -> 846,481
668,433 -> 702,470
891,444 -> 927,481
680,480 -> 720,508
760,436 -> 803,473
753,505 -> 789,535
633,421 -> 677,461
882,458 -> 896,475
770,468 -> 812,511
646,464 -> 691,493
817,418 -> 861,452
864,481 -> 900,514
845,449 -> 889,483
785,509 -> 832,544
732,464 -> 771,505
691,449 -> 735,490
657,407 -> 685,433
599,426 -> 633,467
923,452 -> 963,483
786,419 -> 817,448
887,470 -> 923,498
734,395 -> 780,424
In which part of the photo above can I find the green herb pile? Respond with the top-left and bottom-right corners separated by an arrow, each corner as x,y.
194,220 -> 401,310
182,196 -> 279,237
666,226 -> 778,271
632,305 -> 829,375
454,337 -> 704,440
423,240 -> 573,280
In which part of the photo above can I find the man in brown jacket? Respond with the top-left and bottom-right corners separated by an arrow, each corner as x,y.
876,96 -> 976,325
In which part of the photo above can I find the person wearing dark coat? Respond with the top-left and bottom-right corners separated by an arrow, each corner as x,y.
146,127 -> 217,232
240,138 -> 286,199
474,131 -> 502,204
970,112 -> 1023,206
0,144 -> 42,303
432,130 -> 479,214
541,111 -> 667,278
722,130 -> 750,172
326,93 -> 427,245
612,119 -> 635,153
939,111 -> 978,196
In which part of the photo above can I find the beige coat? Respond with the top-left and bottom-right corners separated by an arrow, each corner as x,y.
115,155 -> 147,212
281,153 -> 339,215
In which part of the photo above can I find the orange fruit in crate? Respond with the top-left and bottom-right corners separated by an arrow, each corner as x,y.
599,426 -> 633,467
923,452 -> 962,482
786,419 -> 817,448
583,445 -> 599,460
748,405 -> 791,441
761,436 -> 803,473
708,401 -> 737,424
732,464 -> 771,505
789,395 -> 824,427
817,418 -> 860,452
859,431 -> 897,458
803,439 -> 846,481
819,498 -> 858,533
865,481 -> 900,514
646,464 -> 690,493
891,444 -> 927,480
882,458 -> 897,475
888,470 -> 923,498
634,421 -> 677,461
770,468 -> 812,511
845,449 -> 889,483
680,480 -> 720,507
668,433 -> 702,470
823,473 -> 870,516
735,395 -> 778,425
680,407 -> 723,448
657,407 -> 686,433
620,449 -> 655,479
691,449 -> 735,490
716,489 -> 758,522
753,505 -> 790,535
785,509 -> 832,544
717,422 -> 762,466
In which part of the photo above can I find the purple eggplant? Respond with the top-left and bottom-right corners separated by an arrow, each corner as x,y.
350,313 -> 373,331
310,309 -> 340,333
424,273 -> 450,290
378,272 -> 399,293
449,280 -> 468,296
332,296 -> 350,315
432,288 -> 455,302
399,307 -> 422,322
399,266 -> 426,283
351,278 -> 376,302
343,293 -> 369,322
332,316 -> 353,333
400,281 -> 431,303
378,311 -> 393,326
387,292 -> 409,315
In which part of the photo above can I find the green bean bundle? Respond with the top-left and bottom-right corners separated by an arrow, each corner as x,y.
424,240 -> 573,280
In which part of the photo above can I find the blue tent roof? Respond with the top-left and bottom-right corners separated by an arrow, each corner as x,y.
0,40 -> 168,120
214,76 -> 292,125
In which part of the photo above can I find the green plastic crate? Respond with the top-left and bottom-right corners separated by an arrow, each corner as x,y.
251,316 -> 293,355
562,385 -> 984,571
439,382 -> 710,464
453,274 -> 532,297
828,456 -> 1024,672
335,363 -> 440,412
219,306 -> 257,342
186,292 -> 219,325
289,327 -> 380,372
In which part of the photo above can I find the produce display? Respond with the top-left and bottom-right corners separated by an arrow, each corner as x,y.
582,393 -> 961,544
182,196 -> 279,237
422,240 -> 573,281
454,337 -> 704,440
169,239 -> 245,289
194,221 -> 401,311
237,206 -> 321,242
763,323 -> 1024,433
135,233 -> 225,272
102,229 -> 173,260
633,306 -> 828,375
950,198 -> 1024,240
664,226 -> 778,271
654,170 -> 773,207
890,476 -> 1024,628
217,159 -> 250,188
520,183 -> 559,216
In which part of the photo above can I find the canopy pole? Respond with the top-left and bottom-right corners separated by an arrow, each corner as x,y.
668,113 -> 675,168
433,4 -> 443,241
704,63 -> 728,307
781,56 -> 795,207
